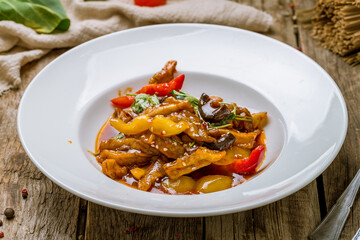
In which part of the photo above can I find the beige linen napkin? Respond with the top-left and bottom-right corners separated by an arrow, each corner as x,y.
0,0 -> 273,95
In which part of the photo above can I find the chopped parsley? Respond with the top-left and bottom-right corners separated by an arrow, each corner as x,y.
131,93 -> 160,113
112,133 -> 125,139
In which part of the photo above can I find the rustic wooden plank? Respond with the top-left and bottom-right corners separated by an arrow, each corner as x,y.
252,182 -> 320,239
0,49 -> 81,239
85,203 -> 203,240
205,211 -> 255,240
205,0 -> 321,239
295,0 -> 360,239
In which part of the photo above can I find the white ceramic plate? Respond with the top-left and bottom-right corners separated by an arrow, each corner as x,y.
18,24 -> 347,217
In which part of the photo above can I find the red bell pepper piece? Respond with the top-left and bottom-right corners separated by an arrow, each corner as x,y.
136,74 -> 185,96
111,95 -> 135,108
111,74 -> 185,108
134,0 -> 166,7
228,145 -> 265,174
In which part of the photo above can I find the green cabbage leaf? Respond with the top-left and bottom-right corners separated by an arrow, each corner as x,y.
0,0 -> 70,33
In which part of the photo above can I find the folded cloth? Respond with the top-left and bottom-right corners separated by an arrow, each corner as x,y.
0,0 -> 273,95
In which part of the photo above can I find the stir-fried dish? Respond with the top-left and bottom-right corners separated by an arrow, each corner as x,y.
94,61 -> 268,194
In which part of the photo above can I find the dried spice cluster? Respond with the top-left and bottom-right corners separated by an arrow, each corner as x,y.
298,0 -> 360,65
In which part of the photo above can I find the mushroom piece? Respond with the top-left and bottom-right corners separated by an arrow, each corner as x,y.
198,93 -> 232,122
204,133 -> 235,151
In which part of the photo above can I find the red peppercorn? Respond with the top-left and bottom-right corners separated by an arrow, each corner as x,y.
289,4 -> 294,8
202,122 -> 208,129
0,231 -> 4,238
22,189 -> 28,199
297,46 -> 302,51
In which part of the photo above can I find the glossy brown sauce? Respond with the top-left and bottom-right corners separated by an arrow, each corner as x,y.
95,117 -> 265,194
95,117 -> 119,152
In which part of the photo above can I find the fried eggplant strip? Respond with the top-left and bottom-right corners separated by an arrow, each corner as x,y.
99,138 -> 160,156
138,159 -> 166,191
138,131 -> 185,159
99,150 -> 152,166
163,147 -> 226,179
168,110 -> 216,143
142,100 -> 193,117
152,136 -> 185,159
101,159 -> 128,179
149,60 -> 177,84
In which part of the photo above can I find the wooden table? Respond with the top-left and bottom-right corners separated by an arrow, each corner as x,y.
1,0 -> 359,239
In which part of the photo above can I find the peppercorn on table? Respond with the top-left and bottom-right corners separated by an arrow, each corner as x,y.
1,0 -> 360,239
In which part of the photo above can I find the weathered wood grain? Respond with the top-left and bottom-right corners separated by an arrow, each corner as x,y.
0,49 -> 81,240
296,0 -> 360,239
85,204 -> 203,240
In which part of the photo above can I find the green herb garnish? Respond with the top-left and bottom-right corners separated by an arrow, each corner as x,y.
231,104 -> 237,115
189,141 -> 196,147
112,133 -> 125,139
206,121 -> 233,129
235,116 -> 253,121
213,123 -> 232,129
170,90 -> 199,107
219,113 -> 236,125
93,151 -> 100,156
131,94 -> 160,113
171,138 -> 183,145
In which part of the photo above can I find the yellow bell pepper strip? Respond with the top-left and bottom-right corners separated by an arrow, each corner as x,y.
251,112 -> 268,129
213,146 -> 251,166
149,115 -> 189,137
110,115 -> 151,135
130,167 -> 147,180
